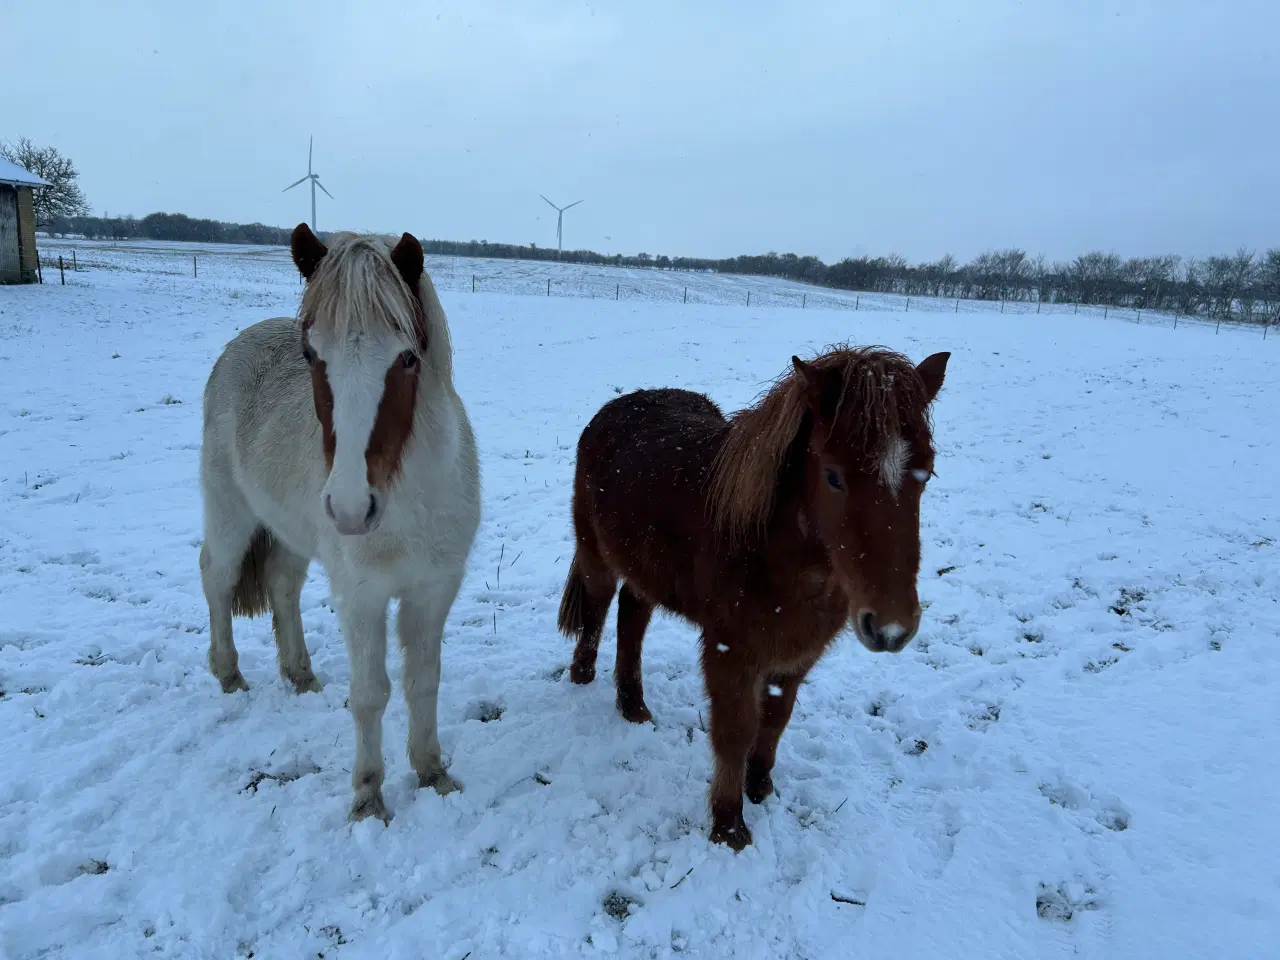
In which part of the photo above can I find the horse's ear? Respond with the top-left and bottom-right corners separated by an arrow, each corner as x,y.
791,356 -> 831,414
390,232 -> 424,291
291,223 -> 327,281
916,351 -> 950,403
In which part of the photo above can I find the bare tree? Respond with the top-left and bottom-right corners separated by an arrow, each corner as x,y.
0,137 -> 91,226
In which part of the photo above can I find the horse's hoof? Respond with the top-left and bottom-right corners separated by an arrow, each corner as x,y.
617,697 -> 653,724
745,772 -> 774,805
709,817 -> 752,852
284,670 -> 323,694
350,791 -> 391,824
217,671 -> 249,694
420,769 -> 462,796
569,663 -> 595,685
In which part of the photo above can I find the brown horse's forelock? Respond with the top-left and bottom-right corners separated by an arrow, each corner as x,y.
709,346 -> 933,541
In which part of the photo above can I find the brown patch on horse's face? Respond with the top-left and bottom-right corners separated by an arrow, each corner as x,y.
794,352 -> 949,653
293,231 -> 429,527
302,321 -> 336,471
364,350 -> 421,487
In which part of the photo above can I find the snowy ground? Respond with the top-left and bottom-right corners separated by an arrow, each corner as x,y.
1,245 -> 1278,959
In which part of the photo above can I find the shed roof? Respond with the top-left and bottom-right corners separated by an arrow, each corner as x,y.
0,157 -> 51,188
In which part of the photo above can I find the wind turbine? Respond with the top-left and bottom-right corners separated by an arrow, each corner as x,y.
283,136 -> 333,231
540,195 -> 583,259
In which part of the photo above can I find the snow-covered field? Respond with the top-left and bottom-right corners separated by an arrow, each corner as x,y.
1,243 -> 1278,959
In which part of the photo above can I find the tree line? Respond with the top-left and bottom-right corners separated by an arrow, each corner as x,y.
40,217 -> 1279,324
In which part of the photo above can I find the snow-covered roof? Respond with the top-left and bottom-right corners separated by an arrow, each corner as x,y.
0,157 -> 50,188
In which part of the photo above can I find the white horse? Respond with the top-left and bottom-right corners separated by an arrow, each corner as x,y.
199,224 -> 480,822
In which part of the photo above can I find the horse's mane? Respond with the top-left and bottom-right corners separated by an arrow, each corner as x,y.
709,345 -> 933,541
299,231 -> 455,381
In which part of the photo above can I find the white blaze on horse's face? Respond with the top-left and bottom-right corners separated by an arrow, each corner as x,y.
291,224 -> 428,538
307,323 -> 419,536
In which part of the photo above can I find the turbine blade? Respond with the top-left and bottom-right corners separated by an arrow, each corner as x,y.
308,136 -> 313,174
283,176 -> 309,191
540,195 -> 559,210
315,179 -> 334,199
564,199 -> 584,210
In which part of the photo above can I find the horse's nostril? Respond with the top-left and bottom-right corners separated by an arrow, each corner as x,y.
860,611 -> 876,642
365,494 -> 378,525
324,495 -> 336,520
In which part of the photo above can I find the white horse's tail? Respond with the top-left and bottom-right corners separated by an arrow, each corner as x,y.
231,528 -> 274,618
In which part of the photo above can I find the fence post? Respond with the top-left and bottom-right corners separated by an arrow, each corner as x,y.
1174,313 -> 1178,329
547,278 -> 551,297
905,298 -> 910,312
802,294 -> 806,309
684,286 -> 688,304
1074,302 -> 1078,315
615,283 -> 619,300
1136,309 -> 1141,323
193,255 -> 198,278
472,275 -> 476,293
955,299 -> 959,313
1264,322 -> 1269,340
1001,300 -> 1005,314
856,295 -> 860,311
1036,299 -> 1041,314
1216,319 -> 1221,334
72,250 -> 77,272
1104,306 -> 1108,320
59,255 -> 65,285
746,291 -> 751,306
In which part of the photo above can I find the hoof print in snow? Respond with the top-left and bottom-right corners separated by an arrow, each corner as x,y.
1083,656 -> 1119,674
75,652 -> 109,667
465,698 -> 505,723
966,703 -> 1001,729
1036,882 -> 1099,922
320,925 -> 348,946
602,890 -> 640,921
77,859 -> 109,876
903,738 -> 928,755
1109,587 -> 1147,616
240,763 -> 319,795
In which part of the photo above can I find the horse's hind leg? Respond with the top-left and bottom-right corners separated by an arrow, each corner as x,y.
265,540 -> 322,694
559,547 -> 618,686
199,490 -> 261,693
745,664 -> 810,804
615,584 -> 654,723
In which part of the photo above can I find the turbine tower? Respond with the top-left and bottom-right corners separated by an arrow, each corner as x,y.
283,136 -> 334,231
540,195 -> 583,259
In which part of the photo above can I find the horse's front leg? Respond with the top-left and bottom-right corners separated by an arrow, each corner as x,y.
398,581 -> 463,796
339,591 -> 392,822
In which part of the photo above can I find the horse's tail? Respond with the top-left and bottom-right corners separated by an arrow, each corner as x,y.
557,555 -> 590,639
230,527 -> 274,618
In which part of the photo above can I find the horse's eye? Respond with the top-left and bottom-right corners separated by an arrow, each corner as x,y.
302,345 -> 316,366
825,468 -> 844,491
400,350 -> 419,370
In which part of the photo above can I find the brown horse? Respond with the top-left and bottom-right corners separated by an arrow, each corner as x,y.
558,346 -> 950,850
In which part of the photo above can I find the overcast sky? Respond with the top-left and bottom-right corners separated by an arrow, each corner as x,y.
4,0 -> 1276,263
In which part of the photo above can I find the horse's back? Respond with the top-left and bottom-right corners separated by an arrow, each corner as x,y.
574,388 -> 726,613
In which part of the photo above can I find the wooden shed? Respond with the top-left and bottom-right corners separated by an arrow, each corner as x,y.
0,157 -> 49,284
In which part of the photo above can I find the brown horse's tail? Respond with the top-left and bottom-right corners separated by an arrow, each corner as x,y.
557,555 -> 590,639
230,527 -> 274,618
